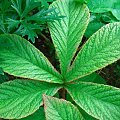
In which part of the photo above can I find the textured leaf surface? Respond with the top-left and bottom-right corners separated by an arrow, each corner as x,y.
20,107 -> 45,120
0,79 -> 60,119
66,82 -> 120,120
0,34 -> 62,83
43,95 -> 84,120
67,22 -> 120,82
49,0 -> 89,76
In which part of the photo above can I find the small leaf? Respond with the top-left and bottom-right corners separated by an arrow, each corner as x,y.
0,34 -> 62,83
20,22 -> 40,43
11,0 -> 22,16
67,22 -> 120,82
66,82 -> 120,120
43,95 -> 84,120
21,0 -> 40,19
0,79 -> 60,119
7,19 -> 20,31
49,0 -> 90,77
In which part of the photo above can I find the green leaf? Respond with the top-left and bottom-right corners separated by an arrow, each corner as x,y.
78,107 -> 97,120
7,19 -> 20,31
87,0 -> 113,13
112,2 -> 120,20
74,0 -> 89,4
20,22 -> 41,43
49,0 -> 89,76
87,0 -> 120,21
0,79 -> 60,119
85,21 -> 104,38
66,82 -> 120,120
43,95 -> 84,120
76,72 -> 106,84
67,22 -> 120,82
0,34 -> 62,83
20,107 -> 45,120
0,68 -> 4,75
11,0 -> 22,17
0,74 -> 8,84
21,0 -> 40,19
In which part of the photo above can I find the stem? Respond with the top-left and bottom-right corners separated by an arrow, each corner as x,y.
58,88 -> 67,100
41,33 -> 53,48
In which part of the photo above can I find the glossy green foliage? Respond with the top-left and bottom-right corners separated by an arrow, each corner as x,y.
0,79 -> 59,119
66,82 -> 120,120
43,95 -> 84,120
49,0 -> 90,76
0,0 -> 120,119
0,34 -> 62,83
87,0 -> 120,20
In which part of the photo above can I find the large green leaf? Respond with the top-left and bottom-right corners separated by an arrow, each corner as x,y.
0,79 -> 60,119
49,0 -> 89,77
66,82 -> 120,120
43,95 -> 84,120
67,22 -> 120,82
0,34 -> 62,83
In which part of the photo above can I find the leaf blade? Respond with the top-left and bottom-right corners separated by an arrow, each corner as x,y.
43,95 -> 84,120
66,82 -> 120,120
0,34 -> 62,83
67,22 -> 120,82
0,79 -> 60,119
49,0 -> 90,77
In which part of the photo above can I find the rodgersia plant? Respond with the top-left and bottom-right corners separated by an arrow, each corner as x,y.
0,0 -> 120,120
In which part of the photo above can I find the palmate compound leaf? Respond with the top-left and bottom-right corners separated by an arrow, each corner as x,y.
0,34 -> 62,83
43,95 -> 84,120
67,22 -> 120,82
66,82 -> 120,120
49,0 -> 90,77
0,79 -> 60,119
